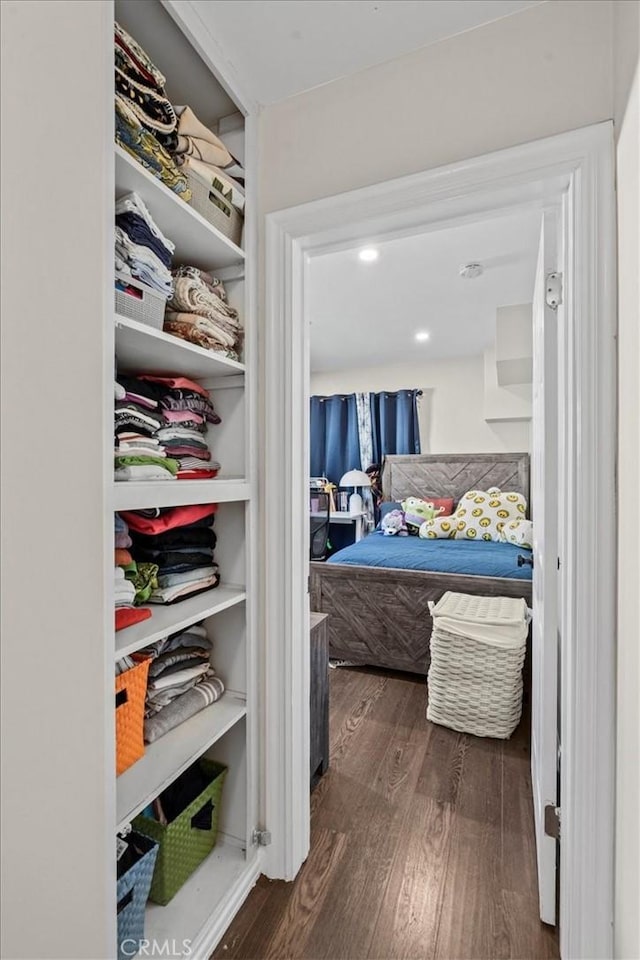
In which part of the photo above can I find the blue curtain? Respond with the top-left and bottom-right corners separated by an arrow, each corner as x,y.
370,389 -> 421,463
310,394 -> 361,485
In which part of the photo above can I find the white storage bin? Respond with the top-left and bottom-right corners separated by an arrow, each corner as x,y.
427,592 -> 529,739
115,273 -> 166,330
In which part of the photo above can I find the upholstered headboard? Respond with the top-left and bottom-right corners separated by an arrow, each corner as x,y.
381,453 -> 530,506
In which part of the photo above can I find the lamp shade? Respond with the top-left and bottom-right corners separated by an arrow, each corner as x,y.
339,469 -> 371,488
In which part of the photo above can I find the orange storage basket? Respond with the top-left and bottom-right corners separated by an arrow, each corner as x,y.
116,658 -> 150,775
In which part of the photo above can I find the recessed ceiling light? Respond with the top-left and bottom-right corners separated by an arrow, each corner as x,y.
415,331 -> 430,342
358,247 -> 379,263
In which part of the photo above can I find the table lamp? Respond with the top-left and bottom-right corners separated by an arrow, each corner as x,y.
339,469 -> 371,514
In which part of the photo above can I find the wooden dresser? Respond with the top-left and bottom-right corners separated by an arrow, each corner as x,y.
310,612 -> 329,789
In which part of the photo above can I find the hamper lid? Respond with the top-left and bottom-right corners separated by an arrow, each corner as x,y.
428,591 -> 529,648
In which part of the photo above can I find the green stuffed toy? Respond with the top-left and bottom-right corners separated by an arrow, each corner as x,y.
401,497 -> 443,534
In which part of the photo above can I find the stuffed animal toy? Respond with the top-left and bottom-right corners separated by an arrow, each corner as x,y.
419,486 -> 527,541
381,509 -> 408,536
401,497 -> 443,534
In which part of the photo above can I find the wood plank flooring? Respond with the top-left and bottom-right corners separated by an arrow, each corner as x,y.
213,667 -> 559,960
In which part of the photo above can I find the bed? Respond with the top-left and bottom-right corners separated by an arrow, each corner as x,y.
309,452 -> 532,675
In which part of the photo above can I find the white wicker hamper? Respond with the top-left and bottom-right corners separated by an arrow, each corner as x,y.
426,592 -> 529,739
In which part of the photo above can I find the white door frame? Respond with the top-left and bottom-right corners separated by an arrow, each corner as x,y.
263,122 -> 616,960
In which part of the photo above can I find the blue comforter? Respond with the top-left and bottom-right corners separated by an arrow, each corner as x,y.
327,530 -> 532,580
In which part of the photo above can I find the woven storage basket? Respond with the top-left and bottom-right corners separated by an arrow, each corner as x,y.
133,758 -> 227,904
116,658 -> 150,776
117,831 -> 159,960
115,273 -> 166,329
427,592 -> 528,739
186,170 -> 243,247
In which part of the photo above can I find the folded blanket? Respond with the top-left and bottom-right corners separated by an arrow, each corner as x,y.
116,192 -> 175,255
115,225 -> 173,296
149,574 -> 220,604
148,646 -> 210,679
141,625 -> 211,660
115,95 -> 190,201
115,464 -> 177,482
116,211 -> 173,268
120,504 -> 217,535
144,669 -> 225,743
170,276 -> 241,330
115,455 -> 179,475
156,566 -> 218,588
145,672 -> 205,715
115,606 -> 152,631
173,265 -> 228,301
164,314 -> 239,357
173,106 -> 244,182
147,660 -> 210,691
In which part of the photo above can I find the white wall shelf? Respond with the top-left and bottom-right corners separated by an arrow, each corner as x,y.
115,146 -> 245,270
116,694 -> 247,831
114,479 -> 250,512
144,842 -> 258,959
115,585 -> 246,660
115,315 -> 245,379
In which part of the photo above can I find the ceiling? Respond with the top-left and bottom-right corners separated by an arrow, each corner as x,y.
309,209 -> 541,372
194,0 -> 544,105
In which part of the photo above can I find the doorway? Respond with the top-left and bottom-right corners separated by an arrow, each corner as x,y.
263,122 -> 616,960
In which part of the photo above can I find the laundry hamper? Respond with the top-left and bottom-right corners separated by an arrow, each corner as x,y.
116,658 -> 150,775
427,592 -> 529,739
133,758 -> 227,904
117,830 -> 159,960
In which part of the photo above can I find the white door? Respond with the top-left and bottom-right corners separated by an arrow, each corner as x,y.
531,209 -> 560,925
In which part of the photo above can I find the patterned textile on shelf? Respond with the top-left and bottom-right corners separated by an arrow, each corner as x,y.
114,21 -> 177,149
115,95 -> 191,201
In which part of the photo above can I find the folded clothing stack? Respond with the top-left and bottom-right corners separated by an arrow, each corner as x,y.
114,375 -> 221,481
135,622 -> 225,743
115,514 -> 154,631
171,105 -> 245,214
115,191 -> 175,297
166,266 -> 243,361
121,504 -> 220,604
114,22 -> 190,200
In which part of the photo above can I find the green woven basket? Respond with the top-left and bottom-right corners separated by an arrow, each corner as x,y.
133,759 -> 227,905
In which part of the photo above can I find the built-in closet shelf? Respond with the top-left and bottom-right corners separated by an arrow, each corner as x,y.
144,842 -> 253,957
116,694 -> 247,831
114,478 -> 250,511
115,145 -> 245,269
115,315 -> 245,379
115,585 -> 246,660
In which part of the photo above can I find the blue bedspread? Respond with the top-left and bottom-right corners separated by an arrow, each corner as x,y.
327,530 -> 533,580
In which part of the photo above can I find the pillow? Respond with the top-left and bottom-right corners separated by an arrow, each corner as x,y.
379,501 -> 402,521
419,486 -> 527,541
401,497 -> 443,534
500,518 -> 533,549
428,497 -> 454,517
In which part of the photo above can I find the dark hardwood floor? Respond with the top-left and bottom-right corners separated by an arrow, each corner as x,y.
213,667 -> 559,960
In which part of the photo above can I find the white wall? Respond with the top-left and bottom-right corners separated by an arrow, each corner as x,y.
260,0 -> 613,213
0,3 -> 114,958
311,356 -> 530,455
613,2 -> 640,958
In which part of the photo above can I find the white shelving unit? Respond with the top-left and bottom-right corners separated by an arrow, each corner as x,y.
112,1 -> 260,954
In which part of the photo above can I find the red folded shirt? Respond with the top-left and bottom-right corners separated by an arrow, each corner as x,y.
115,607 -> 152,631
119,503 -> 218,534
177,470 -> 219,480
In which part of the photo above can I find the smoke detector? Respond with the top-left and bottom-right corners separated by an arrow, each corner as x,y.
459,262 -> 484,280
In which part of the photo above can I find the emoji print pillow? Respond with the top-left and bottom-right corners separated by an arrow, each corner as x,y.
418,487 -> 527,541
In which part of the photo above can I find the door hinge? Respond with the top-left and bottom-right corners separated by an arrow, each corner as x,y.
307,575 -> 311,594
544,804 -> 561,840
252,827 -> 272,847
545,272 -> 563,310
